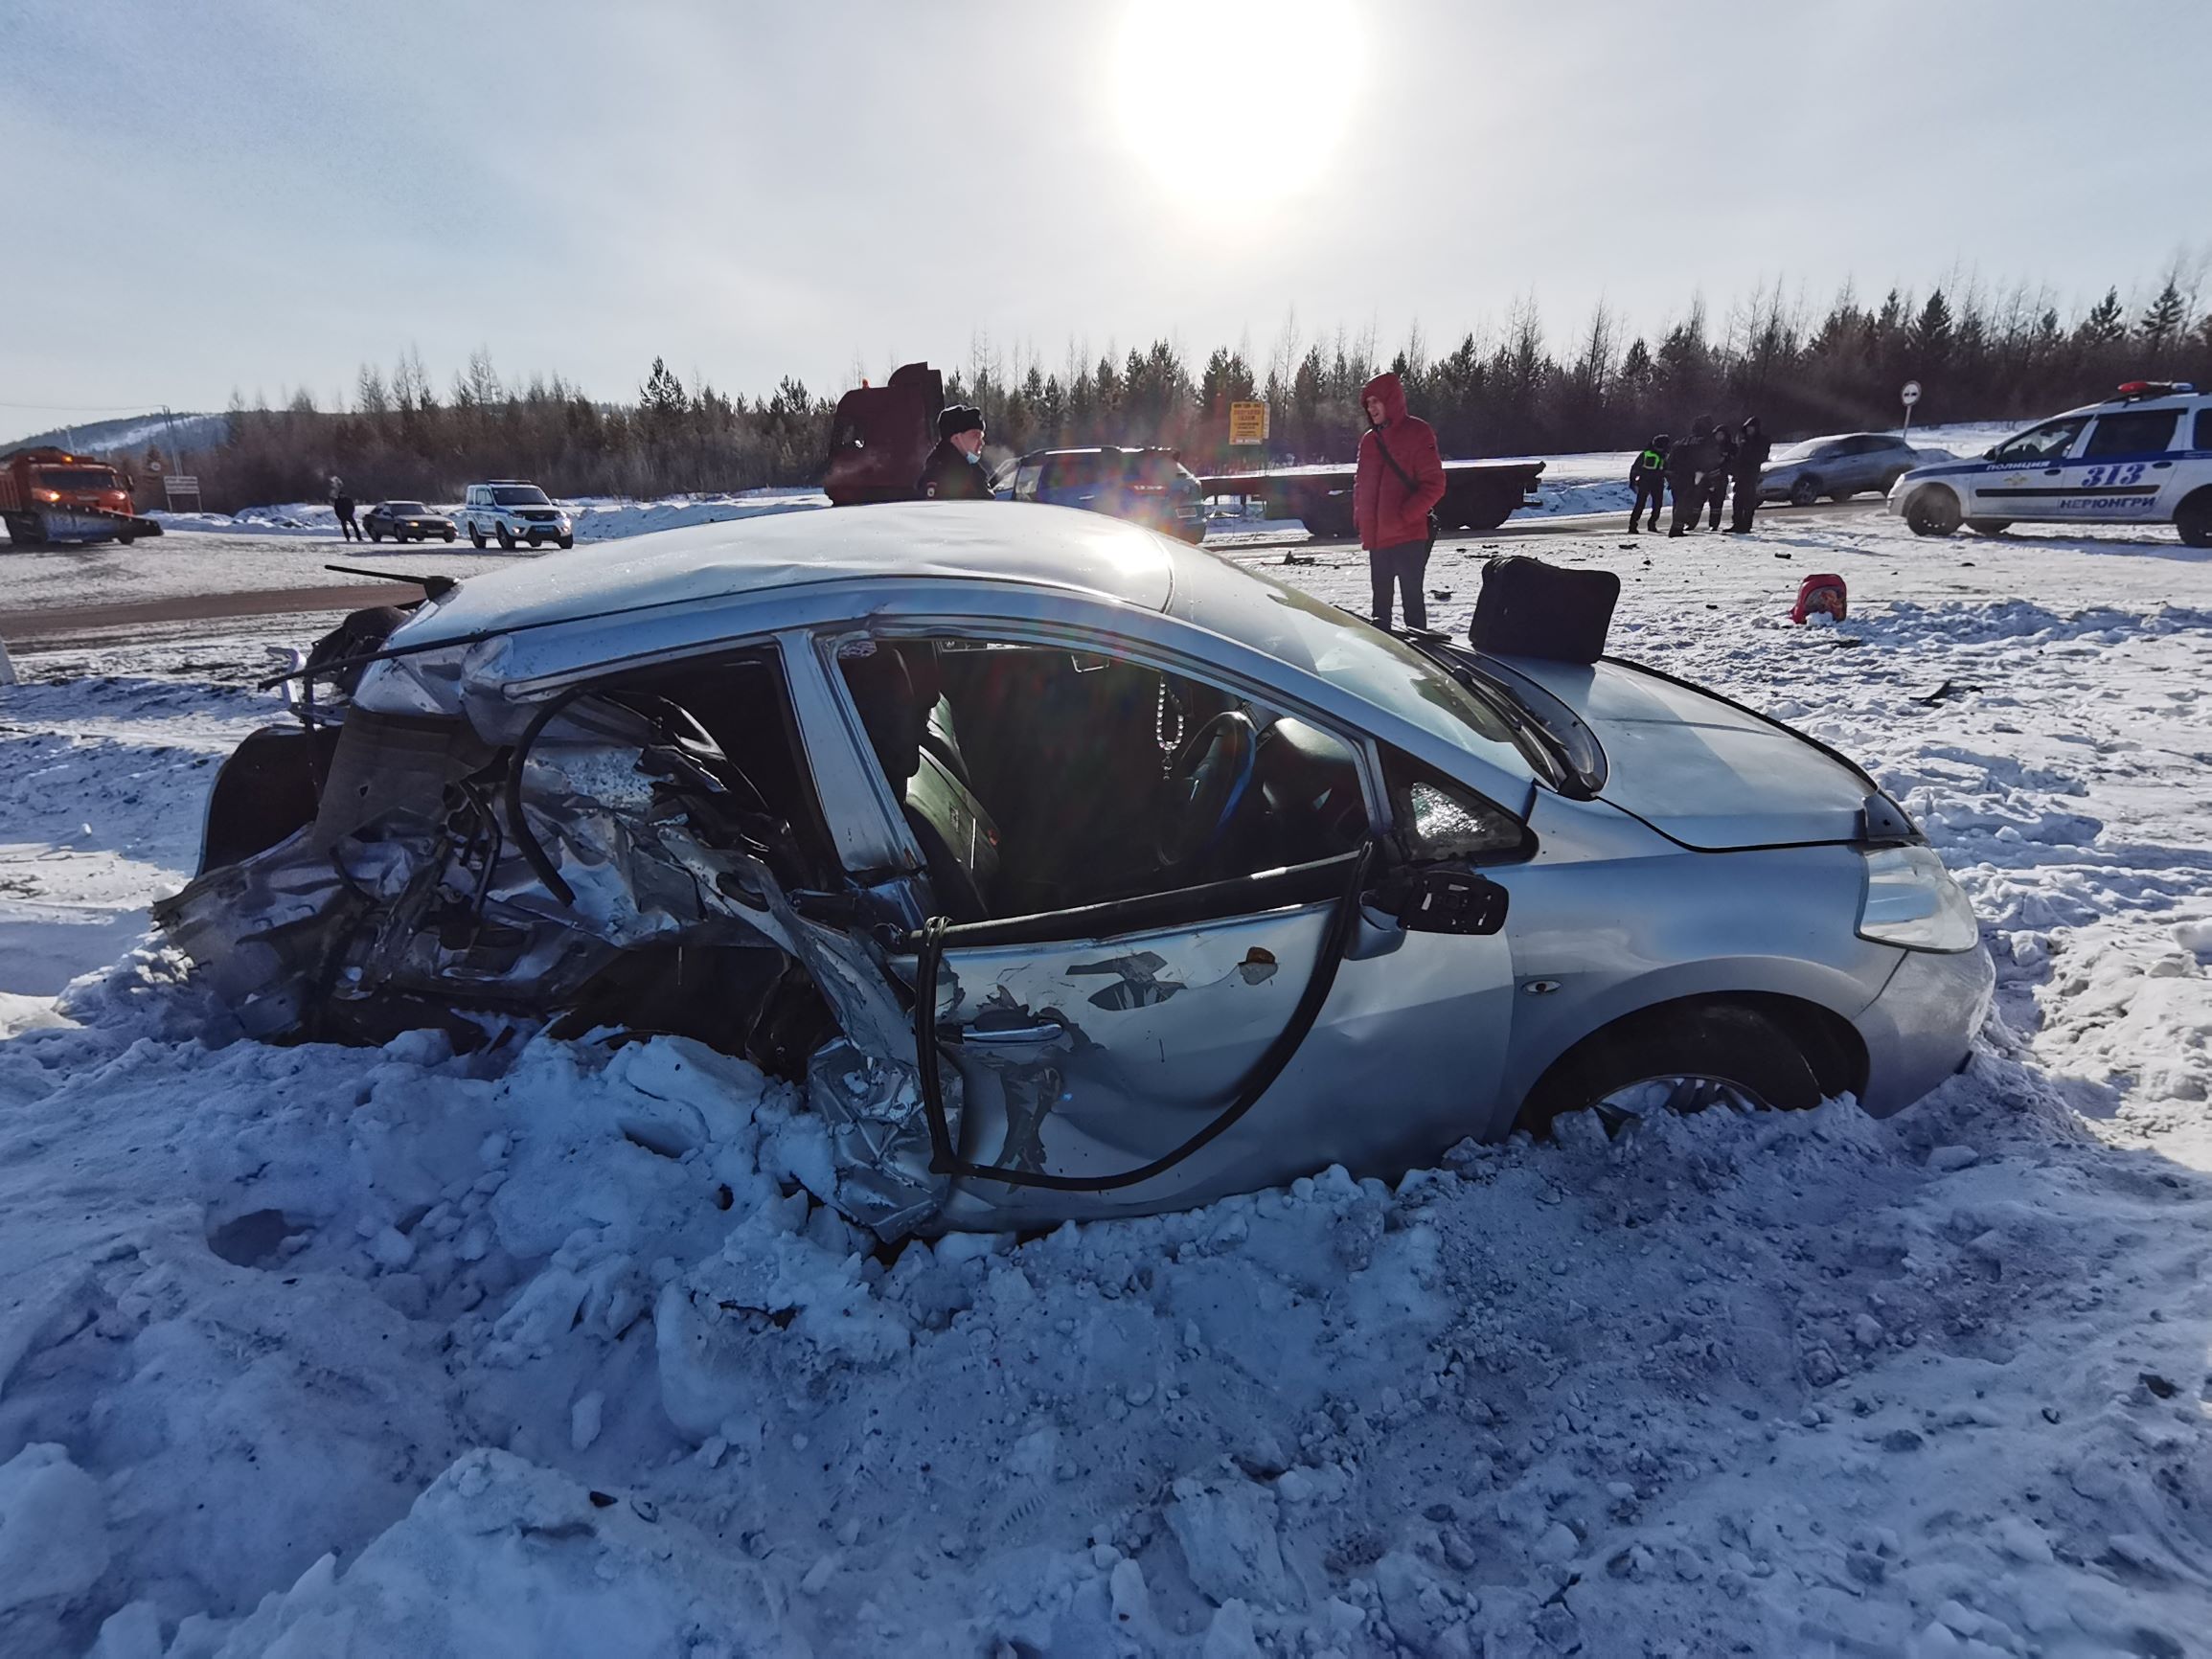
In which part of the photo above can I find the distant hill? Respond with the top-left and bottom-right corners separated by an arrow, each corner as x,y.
2,411 -> 230,459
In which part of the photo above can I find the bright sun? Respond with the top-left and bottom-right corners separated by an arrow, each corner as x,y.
1111,0 -> 1361,205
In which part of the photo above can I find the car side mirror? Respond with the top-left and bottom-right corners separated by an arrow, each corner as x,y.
1981,447 -> 1995,460
1385,866 -> 1509,935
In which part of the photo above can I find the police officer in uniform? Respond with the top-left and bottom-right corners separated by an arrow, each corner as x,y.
1727,415 -> 1771,532
918,405 -> 992,501
1628,434 -> 1669,534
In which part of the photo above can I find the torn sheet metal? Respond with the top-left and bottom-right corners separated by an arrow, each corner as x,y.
805,1037 -> 957,1238
159,690 -> 952,1233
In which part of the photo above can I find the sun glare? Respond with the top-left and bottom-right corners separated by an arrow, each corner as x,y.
1111,0 -> 1360,206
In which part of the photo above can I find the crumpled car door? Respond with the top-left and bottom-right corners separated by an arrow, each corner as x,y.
888,844 -> 1519,1227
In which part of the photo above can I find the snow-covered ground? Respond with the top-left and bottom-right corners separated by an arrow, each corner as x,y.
2,507 -> 2210,1657
1507,423 -> 2017,522
148,488 -> 830,543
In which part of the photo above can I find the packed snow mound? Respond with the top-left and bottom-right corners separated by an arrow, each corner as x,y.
0,1443 -> 110,1618
5,964 -> 2210,1655
204,1449 -> 796,1659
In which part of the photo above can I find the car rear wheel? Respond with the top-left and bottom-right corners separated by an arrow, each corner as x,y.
1789,477 -> 1820,507
1966,519 -> 2012,537
1904,487 -> 1962,537
1517,1003 -> 1823,1137
2177,492 -> 2212,549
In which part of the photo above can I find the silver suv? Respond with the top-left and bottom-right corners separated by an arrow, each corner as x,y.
461,482 -> 573,550
1759,432 -> 1924,506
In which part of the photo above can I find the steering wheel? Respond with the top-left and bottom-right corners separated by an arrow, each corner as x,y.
1155,711 -> 1258,871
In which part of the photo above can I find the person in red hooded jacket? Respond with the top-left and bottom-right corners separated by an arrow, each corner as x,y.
1352,372 -> 1447,630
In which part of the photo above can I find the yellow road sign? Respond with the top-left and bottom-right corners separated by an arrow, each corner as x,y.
1228,401 -> 1268,445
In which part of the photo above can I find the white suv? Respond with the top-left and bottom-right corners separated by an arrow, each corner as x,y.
461,482 -> 574,550
1889,381 -> 2212,545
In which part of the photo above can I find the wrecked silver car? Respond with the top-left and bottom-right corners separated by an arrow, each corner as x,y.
157,504 -> 1994,1236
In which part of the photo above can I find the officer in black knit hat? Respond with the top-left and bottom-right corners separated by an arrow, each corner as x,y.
918,405 -> 993,501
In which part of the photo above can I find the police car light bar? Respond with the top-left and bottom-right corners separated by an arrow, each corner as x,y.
2115,380 -> 2195,398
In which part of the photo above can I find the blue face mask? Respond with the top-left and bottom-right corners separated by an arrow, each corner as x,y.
966,445 -> 983,465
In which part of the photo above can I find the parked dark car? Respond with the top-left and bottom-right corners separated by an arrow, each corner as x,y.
361,501 -> 456,543
1006,446 -> 1206,542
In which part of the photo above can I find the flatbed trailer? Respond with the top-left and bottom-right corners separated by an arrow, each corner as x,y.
1196,457 -> 1546,537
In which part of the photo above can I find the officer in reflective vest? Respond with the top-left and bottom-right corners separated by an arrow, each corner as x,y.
1628,435 -> 1669,534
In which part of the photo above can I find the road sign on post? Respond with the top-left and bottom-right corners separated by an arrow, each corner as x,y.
1228,401 -> 1268,445
1900,379 -> 1922,436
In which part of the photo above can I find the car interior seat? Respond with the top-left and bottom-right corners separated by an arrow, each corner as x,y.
841,644 -> 999,922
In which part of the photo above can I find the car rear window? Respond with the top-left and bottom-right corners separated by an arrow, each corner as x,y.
2083,409 -> 2180,458
1045,455 -> 1104,491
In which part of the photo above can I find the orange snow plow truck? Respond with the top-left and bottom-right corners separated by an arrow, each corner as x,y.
0,447 -> 163,547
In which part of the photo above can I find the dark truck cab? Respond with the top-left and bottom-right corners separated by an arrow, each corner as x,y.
823,362 -> 946,506
1197,457 -> 1546,537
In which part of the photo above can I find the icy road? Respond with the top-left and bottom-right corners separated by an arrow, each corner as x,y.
1,507 -> 2209,1657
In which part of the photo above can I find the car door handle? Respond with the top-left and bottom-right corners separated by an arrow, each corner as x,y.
2152,460 -> 2173,468
958,1019 -> 1065,1045
2041,466 -> 2063,475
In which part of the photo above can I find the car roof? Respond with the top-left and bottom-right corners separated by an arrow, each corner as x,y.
398,502 -> 1180,646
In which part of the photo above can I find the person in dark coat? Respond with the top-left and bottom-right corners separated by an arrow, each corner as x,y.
1352,371 -> 1447,630
1665,416 -> 1720,536
1628,435 -> 1669,534
918,405 -> 993,501
1703,423 -> 1737,530
330,475 -> 359,541
1728,415 -> 1772,532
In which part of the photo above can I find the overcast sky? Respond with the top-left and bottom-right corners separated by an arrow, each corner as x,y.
5,0 -> 2209,434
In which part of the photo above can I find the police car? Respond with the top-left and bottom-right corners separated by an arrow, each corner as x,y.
1888,382 -> 2212,545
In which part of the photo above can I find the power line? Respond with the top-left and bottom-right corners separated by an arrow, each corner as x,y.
0,398 -> 184,413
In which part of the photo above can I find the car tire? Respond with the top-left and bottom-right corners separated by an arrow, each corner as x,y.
557,534 -> 574,549
1904,487 -> 1962,537
1789,477 -> 1820,507
368,528 -> 383,542
443,529 -> 456,542
469,525 -> 487,549
496,526 -> 516,551
1880,471 -> 1906,495
2176,491 -> 2212,549
1517,1003 -> 1823,1137
1966,519 -> 2012,537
